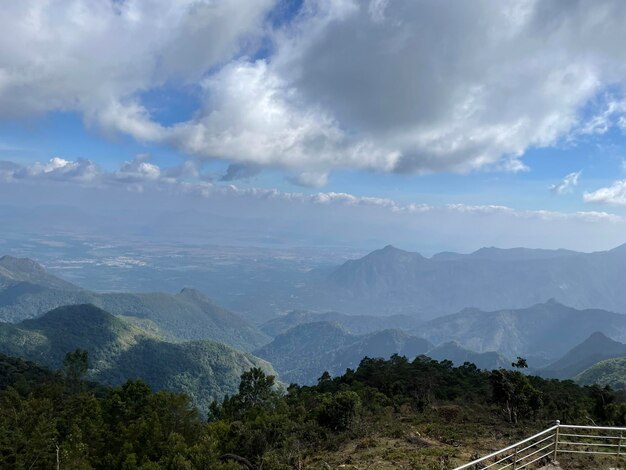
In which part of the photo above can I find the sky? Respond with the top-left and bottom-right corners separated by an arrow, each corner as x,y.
3,0 -> 626,254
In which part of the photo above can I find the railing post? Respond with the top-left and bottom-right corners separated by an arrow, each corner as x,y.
618,431 -> 623,457
553,420 -> 560,462
512,445 -> 518,470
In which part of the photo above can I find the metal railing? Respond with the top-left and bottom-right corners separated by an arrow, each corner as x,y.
453,421 -> 626,469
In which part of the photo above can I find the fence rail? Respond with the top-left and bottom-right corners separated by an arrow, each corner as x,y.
453,421 -> 626,469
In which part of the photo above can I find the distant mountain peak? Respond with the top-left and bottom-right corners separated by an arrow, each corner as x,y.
540,298 -> 571,309
587,331 -> 611,341
0,255 -> 46,275
359,244 -> 424,261
606,243 -> 626,254
177,287 -> 209,303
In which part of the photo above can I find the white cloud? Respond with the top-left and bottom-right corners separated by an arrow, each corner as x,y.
2,156 -> 619,225
584,180 -> 626,205
160,0 -> 626,175
10,157 -> 100,183
551,171 -> 582,195
7,1 -> 626,178
0,0 -> 275,117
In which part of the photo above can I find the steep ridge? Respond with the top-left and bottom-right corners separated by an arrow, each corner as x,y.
542,332 -> 626,379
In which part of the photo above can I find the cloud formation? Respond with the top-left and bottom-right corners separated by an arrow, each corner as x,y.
1,156 -> 620,226
0,0 -> 275,116
5,1 -> 626,179
584,180 -> 626,205
551,171 -> 582,195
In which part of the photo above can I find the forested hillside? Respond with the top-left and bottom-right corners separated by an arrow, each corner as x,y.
0,304 -> 275,413
2,351 -> 625,469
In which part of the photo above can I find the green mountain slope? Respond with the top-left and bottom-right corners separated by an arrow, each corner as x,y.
542,332 -> 626,379
0,256 -> 268,351
576,357 -> 626,390
0,304 -> 276,413
95,288 -> 269,350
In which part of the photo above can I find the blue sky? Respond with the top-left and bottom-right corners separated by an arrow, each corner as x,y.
3,0 -> 626,253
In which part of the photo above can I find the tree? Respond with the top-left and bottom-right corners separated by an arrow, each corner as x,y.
63,349 -> 89,392
512,357 -> 528,369
316,391 -> 361,431
238,368 -> 275,410
490,369 -> 541,423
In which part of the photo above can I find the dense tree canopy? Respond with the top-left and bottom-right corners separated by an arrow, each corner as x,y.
1,351 -> 625,469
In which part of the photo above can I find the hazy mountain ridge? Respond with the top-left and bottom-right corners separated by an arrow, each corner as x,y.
0,256 -> 269,351
0,255 -> 80,290
417,300 -> 626,366
260,309 -> 421,337
309,244 -> 626,318
255,321 -> 433,384
255,319 -> 516,384
0,304 -> 275,413
426,341 -> 511,370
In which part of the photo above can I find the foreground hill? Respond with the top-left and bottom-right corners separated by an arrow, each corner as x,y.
254,321 -> 432,384
0,256 -> 268,351
260,309 -> 420,337
574,357 -> 626,390
304,244 -> 626,318
542,332 -> 626,379
417,300 -> 626,366
576,357 -> 626,390
0,304 -> 275,413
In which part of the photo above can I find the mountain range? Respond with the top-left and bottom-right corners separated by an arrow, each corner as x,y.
8,250 -> 626,392
254,321 -> 432,384
254,321 -> 511,384
0,255 -> 268,351
0,303 -> 275,414
260,310 -> 421,337
299,244 -> 626,319
416,300 -> 626,366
